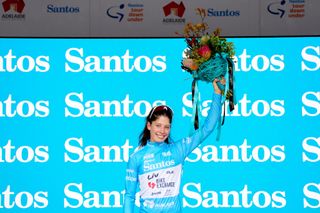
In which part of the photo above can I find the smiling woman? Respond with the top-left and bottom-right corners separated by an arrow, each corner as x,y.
124,79 -> 224,213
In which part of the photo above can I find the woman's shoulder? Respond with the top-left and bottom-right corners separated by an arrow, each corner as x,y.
129,145 -> 148,159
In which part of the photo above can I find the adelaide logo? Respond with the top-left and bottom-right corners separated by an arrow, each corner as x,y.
2,0 -> 25,13
162,1 -> 185,24
2,0 -> 25,19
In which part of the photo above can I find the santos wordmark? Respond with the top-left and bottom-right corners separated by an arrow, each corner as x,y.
0,92 -> 318,118
1,182 -> 320,209
1,137 -> 320,164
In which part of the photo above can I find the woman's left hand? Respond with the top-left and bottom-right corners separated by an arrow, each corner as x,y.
213,77 -> 226,95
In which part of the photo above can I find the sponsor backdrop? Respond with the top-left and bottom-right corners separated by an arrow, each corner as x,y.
0,37 -> 319,212
0,0 -> 319,37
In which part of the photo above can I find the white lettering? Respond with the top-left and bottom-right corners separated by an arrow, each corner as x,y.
65,48 -> 166,73
234,49 -> 285,72
183,183 -> 286,208
64,183 -> 124,208
303,183 -> 320,208
64,92 -> 165,118
186,138 -> 285,163
0,94 -> 49,118
143,160 -> 175,172
182,93 -> 285,117
302,137 -> 320,163
0,185 -> 48,209
302,91 -> 320,117
64,137 -> 133,163
0,140 -> 49,163
0,49 -> 50,72
301,46 -> 320,71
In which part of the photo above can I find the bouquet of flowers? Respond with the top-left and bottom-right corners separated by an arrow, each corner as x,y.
178,8 -> 236,137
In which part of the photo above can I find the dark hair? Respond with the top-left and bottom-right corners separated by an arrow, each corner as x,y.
139,105 -> 174,147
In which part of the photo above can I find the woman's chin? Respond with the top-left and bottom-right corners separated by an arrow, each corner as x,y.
154,137 -> 168,142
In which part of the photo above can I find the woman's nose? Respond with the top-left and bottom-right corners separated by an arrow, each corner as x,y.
160,127 -> 165,133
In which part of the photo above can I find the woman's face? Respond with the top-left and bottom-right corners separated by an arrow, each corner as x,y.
147,115 -> 171,142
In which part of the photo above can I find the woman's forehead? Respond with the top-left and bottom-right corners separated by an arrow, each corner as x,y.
152,115 -> 171,124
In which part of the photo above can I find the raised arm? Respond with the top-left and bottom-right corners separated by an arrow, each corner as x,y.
175,79 -> 223,160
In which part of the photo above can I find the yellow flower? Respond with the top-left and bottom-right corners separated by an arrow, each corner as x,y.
200,35 -> 210,45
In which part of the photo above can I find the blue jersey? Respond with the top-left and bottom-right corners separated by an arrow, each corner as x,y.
124,93 -> 222,213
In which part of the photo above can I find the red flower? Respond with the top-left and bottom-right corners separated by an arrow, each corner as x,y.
198,45 -> 211,60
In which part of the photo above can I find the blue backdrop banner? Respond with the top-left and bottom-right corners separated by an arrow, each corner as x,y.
0,37 -> 319,212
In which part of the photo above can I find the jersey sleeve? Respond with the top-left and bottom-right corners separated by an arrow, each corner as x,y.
124,154 -> 138,213
175,93 -> 222,160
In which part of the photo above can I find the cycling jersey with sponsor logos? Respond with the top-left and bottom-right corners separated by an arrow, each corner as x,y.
124,93 -> 221,213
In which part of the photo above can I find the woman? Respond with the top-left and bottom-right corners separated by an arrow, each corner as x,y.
124,78 -> 224,212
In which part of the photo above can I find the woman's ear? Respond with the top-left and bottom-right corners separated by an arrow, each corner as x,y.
147,121 -> 151,131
